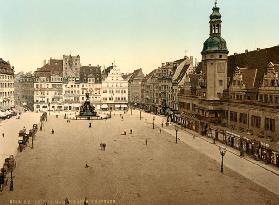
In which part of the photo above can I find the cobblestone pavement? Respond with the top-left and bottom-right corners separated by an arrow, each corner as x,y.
0,111 -> 278,205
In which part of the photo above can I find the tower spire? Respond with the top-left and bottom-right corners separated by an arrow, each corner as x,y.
215,0 -> 217,7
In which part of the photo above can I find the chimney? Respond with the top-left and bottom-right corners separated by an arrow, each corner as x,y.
43,60 -> 46,66
194,58 -> 197,67
234,53 -> 238,55
245,49 -> 248,54
257,48 -> 261,51
89,64 -> 91,66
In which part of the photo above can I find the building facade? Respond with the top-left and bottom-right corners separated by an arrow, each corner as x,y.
101,64 -> 128,110
0,58 -> 15,111
176,3 -> 279,166
14,72 -> 34,111
34,58 -> 63,112
128,68 -> 145,106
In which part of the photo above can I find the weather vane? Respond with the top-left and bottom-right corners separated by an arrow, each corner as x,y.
215,0 -> 218,7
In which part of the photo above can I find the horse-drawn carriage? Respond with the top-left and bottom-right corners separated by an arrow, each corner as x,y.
18,129 -> 28,152
3,155 -> 16,173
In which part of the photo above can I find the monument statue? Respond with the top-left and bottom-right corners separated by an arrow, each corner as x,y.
79,93 -> 97,117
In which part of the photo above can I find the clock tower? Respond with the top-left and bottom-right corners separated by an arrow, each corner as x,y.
201,1 -> 229,100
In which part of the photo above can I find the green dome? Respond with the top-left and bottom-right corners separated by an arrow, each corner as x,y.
201,36 -> 228,54
210,7 -> 221,20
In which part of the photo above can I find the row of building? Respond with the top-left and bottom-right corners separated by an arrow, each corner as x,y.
126,3 -> 279,165
2,1 -> 279,165
14,55 -> 129,112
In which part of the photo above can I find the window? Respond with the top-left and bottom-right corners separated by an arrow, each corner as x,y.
239,113 -> 247,124
271,80 -> 275,87
230,111 -> 237,122
103,90 -> 107,93
265,118 -> 275,132
219,80 -> 223,86
251,115 -> 261,128
186,103 -> 191,110
219,55 -> 222,58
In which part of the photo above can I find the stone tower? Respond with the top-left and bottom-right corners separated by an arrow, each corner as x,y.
201,2 -> 229,100
63,55 -> 81,79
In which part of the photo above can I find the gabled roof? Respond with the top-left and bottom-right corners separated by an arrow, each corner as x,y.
238,68 -> 258,89
128,68 -> 145,83
172,59 -> 190,83
80,65 -> 101,83
228,46 -> 279,87
142,70 -> 156,82
274,64 -> 279,73
36,59 -> 63,77
0,58 -> 14,75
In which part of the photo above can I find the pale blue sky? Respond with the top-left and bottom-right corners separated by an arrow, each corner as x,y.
0,0 -> 278,74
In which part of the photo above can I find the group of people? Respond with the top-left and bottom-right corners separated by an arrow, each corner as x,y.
100,143 -> 106,150
64,197 -> 89,205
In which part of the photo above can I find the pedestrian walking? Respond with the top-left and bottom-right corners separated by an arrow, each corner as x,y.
65,197 -> 70,204
84,197 -> 89,205
51,129 -> 54,134
85,161 -> 89,168
89,122 -> 92,128
0,173 -> 4,192
2,133 -> 4,138
161,123 -> 163,127
130,129 -> 133,134
145,139 -> 148,146
160,129 -> 161,134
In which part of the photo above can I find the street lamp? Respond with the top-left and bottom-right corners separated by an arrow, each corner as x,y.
153,116 -> 155,129
140,110 -> 142,120
10,170 -> 13,191
219,146 -> 227,173
130,106 -> 132,115
175,125 -> 178,144
48,102 -> 50,115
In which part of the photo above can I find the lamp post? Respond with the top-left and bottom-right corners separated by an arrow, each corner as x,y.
31,131 -> 34,149
153,116 -> 155,129
140,110 -> 142,120
10,170 -> 13,191
48,102 -> 50,116
219,146 -> 227,173
175,125 -> 178,144
130,105 -> 132,115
